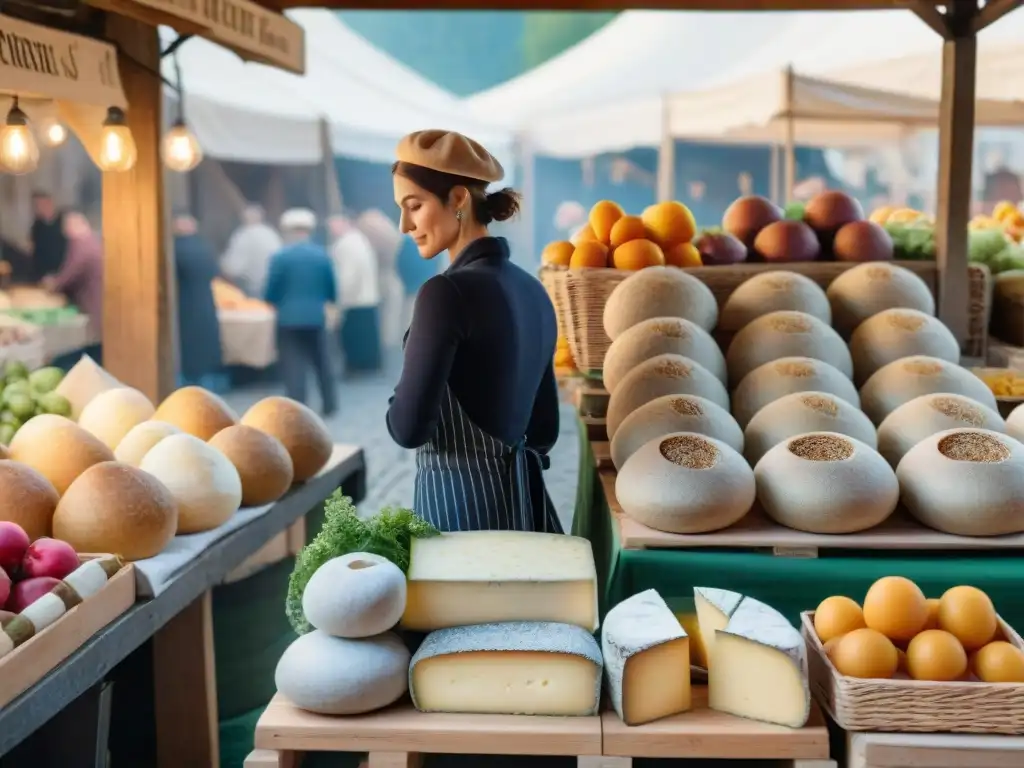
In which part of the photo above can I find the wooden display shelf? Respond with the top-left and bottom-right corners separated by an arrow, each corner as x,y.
601,687 -> 834,767
582,416 -> 608,443
848,730 -> 1024,768
599,468 -> 1024,556
251,694 -> 603,767
578,385 -> 609,418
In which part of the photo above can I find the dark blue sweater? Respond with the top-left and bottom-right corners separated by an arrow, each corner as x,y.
387,237 -> 559,453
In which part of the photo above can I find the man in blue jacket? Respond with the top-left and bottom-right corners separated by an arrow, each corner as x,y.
264,208 -> 338,416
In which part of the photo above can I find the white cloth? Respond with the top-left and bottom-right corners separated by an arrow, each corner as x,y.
220,223 -> 282,298
331,230 -> 380,309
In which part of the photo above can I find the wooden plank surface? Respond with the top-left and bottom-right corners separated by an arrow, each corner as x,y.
599,469 -> 1024,553
602,687 -> 830,759
256,695 -> 602,756
849,730 -> 1024,768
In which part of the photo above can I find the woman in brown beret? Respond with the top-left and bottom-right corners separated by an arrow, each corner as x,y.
387,130 -> 561,533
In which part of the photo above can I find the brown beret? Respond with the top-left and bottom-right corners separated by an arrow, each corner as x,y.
395,130 -> 504,184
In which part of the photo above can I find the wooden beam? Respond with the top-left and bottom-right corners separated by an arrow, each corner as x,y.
971,0 -> 1024,34
908,0 -> 952,38
101,15 -> 175,404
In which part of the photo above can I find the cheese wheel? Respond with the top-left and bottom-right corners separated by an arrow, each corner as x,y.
897,428 -> 1024,536
606,354 -> 729,439
275,630 -> 410,715
153,386 -> 238,441
878,393 -> 1006,467
1005,402 -> 1024,444
826,262 -> 935,337
755,432 -> 898,534
241,396 -> 332,481
719,271 -> 831,333
53,461 -> 178,560
616,432 -> 755,534
77,387 -> 156,450
726,310 -> 852,386
849,308 -> 959,385
9,414 -> 115,496
731,357 -> 860,429
302,552 -> 407,638
859,355 -> 997,425
0,460 -> 59,540
208,424 -> 294,506
611,394 -> 742,470
114,421 -> 182,467
603,316 -> 726,392
744,390 -> 877,466
603,266 -> 718,340
139,433 -> 242,534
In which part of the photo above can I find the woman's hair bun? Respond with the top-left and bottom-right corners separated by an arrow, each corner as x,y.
483,187 -> 521,223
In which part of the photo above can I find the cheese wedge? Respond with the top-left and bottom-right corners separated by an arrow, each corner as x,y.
401,531 -> 599,631
674,611 -> 707,668
409,621 -> 603,716
694,587 -> 743,668
708,596 -> 810,728
603,589 -> 691,725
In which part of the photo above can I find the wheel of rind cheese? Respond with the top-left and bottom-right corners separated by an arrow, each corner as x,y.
603,266 -> 718,341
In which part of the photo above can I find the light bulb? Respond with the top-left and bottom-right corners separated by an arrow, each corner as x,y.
0,102 -> 39,175
98,107 -> 137,173
40,118 -> 67,147
162,120 -> 202,173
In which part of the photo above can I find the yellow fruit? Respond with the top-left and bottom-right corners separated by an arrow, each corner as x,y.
554,347 -> 574,369
541,240 -> 574,267
896,647 -> 908,674
569,240 -> 609,269
663,242 -> 702,268
611,239 -> 665,271
938,585 -> 998,651
823,635 -> 844,660
923,598 -> 941,630
609,215 -> 650,248
887,208 -> 926,224
814,596 -> 867,644
868,206 -> 895,225
973,641 -> 1024,683
642,201 -> 697,248
863,576 -> 928,642
994,201 -> 1018,222
588,201 -> 624,244
556,336 -> 570,350
906,629 -> 968,681
574,223 -> 599,243
831,628 -> 899,679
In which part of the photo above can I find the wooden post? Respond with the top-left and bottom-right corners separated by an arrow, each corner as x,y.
101,16 -> 175,404
932,3 -> 976,347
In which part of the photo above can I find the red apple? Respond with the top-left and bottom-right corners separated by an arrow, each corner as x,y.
7,576 -> 60,613
0,521 -> 30,577
0,567 -> 9,608
22,538 -> 79,581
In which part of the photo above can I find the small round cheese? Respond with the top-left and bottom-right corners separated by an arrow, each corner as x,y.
153,386 -> 238,441
849,308 -> 959,385
208,425 -> 294,506
77,387 -> 156,450
755,432 -> 898,534
114,421 -> 182,467
302,552 -> 407,638
606,354 -> 729,439
726,310 -> 852,386
744,391 -> 877,466
1005,402 -> 1024,444
9,414 -> 115,496
827,262 -> 936,337
878,393 -> 1007,467
731,357 -> 860,429
611,394 -> 743,470
0,460 -> 59,540
241,396 -> 332,482
616,432 -> 755,534
719,270 -> 831,332
603,266 -> 718,340
275,630 -> 410,715
859,355 -> 997,425
603,316 -> 726,392
897,428 -> 1024,536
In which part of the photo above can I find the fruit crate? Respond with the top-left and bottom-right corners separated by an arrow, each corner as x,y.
540,262 -> 990,375
0,555 -> 135,709
801,610 -> 1024,734
971,367 -> 1024,418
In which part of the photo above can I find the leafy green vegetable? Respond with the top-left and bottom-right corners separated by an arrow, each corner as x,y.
285,491 -> 440,634
783,202 -> 806,221
968,228 -> 1013,266
885,222 -> 936,261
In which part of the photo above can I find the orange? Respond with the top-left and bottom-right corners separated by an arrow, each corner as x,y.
938,585 -> 998,651
830,628 -> 899,679
611,239 -> 665,271
556,336 -> 570,350
574,223 -> 599,243
923,598 -> 941,630
569,240 -> 610,269
906,629 -> 968,681
642,201 -> 697,248
994,201 -> 1018,222
608,215 -> 650,248
554,347 -> 575,369
973,641 -> 1024,683
663,242 -> 702,268
588,200 -> 624,244
868,206 -> 894,225
541,240 -> 574,267
862,576 -> 928,642
814,596 -> 867,644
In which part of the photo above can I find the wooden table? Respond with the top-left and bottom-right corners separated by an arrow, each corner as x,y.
0,444 -> 366,767
848,730 -> 1024,768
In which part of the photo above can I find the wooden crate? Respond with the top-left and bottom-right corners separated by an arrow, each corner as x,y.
848,730 -> 1024,768
600,687 -> 834,768
0,557 -> 135,709
251,694 -> 602,767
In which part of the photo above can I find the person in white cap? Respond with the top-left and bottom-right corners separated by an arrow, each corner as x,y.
264,208 -> 338,416
220,203 -> 282,297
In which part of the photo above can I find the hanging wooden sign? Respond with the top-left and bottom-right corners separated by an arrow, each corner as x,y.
0,13 -> 127,108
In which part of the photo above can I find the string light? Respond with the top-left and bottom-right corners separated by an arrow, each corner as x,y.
0,98 -> 40,175
98,107 -> 137,172
39,117 -> 67,148
162,119 -> 202,173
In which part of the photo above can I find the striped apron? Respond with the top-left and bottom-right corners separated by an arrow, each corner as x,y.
413,387 -> 562,533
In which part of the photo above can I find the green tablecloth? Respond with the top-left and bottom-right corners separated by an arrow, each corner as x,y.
573,420 -> 1024,629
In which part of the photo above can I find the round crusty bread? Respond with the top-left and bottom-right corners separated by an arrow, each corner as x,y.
209,425 -> 295,506
153,386 -> 238,441
0,460 -> 60,540
241,397 -> 332,482
53,461 -> 178,560
9,414 -> 115,496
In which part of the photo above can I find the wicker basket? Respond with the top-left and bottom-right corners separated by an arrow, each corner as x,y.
801,611 -> 1024,734
539,262 -> 991,374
